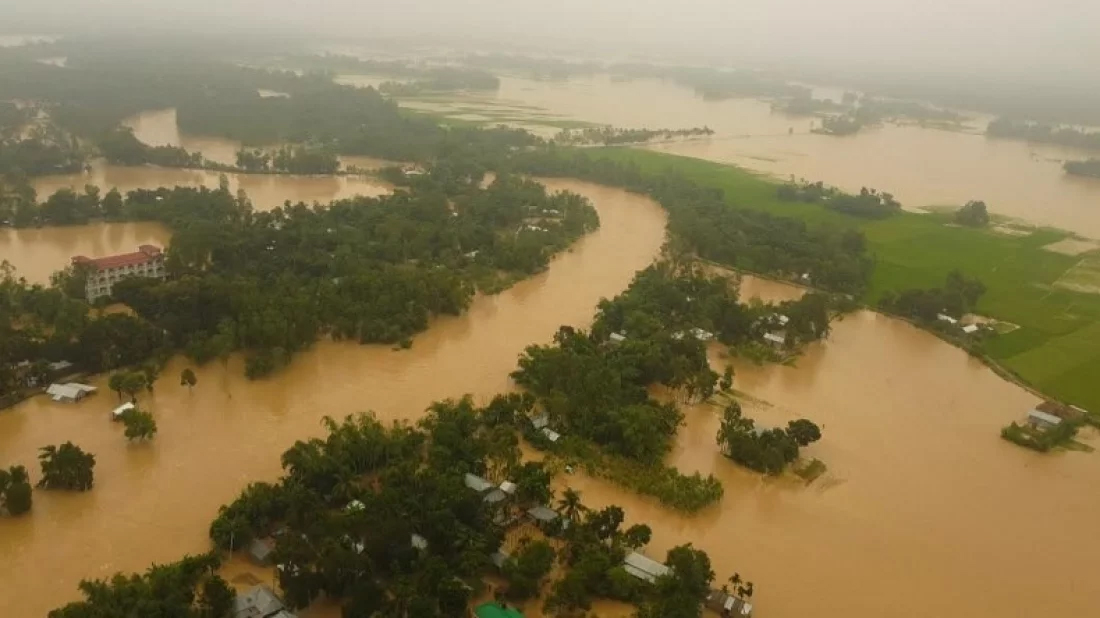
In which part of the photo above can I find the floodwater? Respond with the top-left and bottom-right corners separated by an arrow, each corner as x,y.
0,221 -> 171,284
560,275 -> 1100,618
0,180 -> 669,617
450,75 -> 1100,237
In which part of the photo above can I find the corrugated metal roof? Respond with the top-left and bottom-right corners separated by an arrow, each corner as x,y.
623,551 -> 670,583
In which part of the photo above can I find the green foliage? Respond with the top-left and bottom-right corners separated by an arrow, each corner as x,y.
37,442 -> 95,491
1000,420 -> 1080,452
0,465 -> 33,516
1063,158 -> 1100,178
638,544 -> 715,618
118,407 -> 158,441
47,553 -> 231,618
777,180 -> 901,219
180,368 -> 197,391
717,403 -> 821,475
554,126 -> 714,146
502,540 -> 556,601
955,200 -> 991,227
878,270 -> 987,323
508,148 -> 874,295
988,118 -> 1100,151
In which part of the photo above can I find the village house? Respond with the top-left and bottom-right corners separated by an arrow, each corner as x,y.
762,332 -> 786,347
608,332 -> 627,344
1027,408 -> 1063,430
72,245 -> 166,302
706,589 -> 754,617
235,585 -> 297,618
45,382 -> 96,403
622,551 -> 670,584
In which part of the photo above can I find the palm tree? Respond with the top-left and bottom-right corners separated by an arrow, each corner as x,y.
729,572 -> 742,590
556,487 -> 587,523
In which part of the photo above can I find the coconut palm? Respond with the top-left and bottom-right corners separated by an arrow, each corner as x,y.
556,487 -> 587,523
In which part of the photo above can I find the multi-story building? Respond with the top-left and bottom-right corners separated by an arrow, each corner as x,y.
72,244 -> 166,302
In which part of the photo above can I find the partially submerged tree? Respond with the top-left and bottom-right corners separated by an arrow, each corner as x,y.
180,368 -> 198,392
0,465 -> 33,516
119,408 -> 158,442
955,200 -> 990,227
37,442 -> 95,491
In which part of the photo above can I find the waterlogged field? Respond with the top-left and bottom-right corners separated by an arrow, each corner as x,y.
590,148 -> 1100,412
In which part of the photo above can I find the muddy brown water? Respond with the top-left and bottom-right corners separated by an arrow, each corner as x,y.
453,75 -> 1100,237
3,178 -> 1099,615
0,179 -> 667,617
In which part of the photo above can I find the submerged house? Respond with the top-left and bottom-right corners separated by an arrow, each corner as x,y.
110,401 -> 136,421
1027,409 -> 1063,430
45,382 -> 97,403
706,589 -> 754,617
762,332 -> 786,347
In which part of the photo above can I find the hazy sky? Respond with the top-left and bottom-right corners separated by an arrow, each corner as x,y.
4,0 -> 1099,78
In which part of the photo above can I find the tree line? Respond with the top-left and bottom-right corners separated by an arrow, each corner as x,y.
0,173 -> 599,393
1063,158 -> 1100,179
777,180 -> 902,219
987,118 -> 1100,151
553,126 -> 715,146
511,261 -> 835,508
878,271 -> 987,324
505,148 -> 875,295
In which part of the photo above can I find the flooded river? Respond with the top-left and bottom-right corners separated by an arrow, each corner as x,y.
421,74 -> 1100,237
560,275 -> 1100,618
0,180 -> 668,617
2,173 -> 1099,616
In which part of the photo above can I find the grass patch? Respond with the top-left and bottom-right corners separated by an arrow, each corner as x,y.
586,147 -> 1100,413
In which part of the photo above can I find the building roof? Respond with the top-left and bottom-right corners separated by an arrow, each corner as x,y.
763,332 -> 785,345
473,602 -> 525,618
247,537 -> 276,564
235,585 -> 293,618
111,402 -> 136,419
411,533 -> 429,550
530,413 -> 550,430
527,505 -> 560,522
707,590 -> 753,616
609,332 -> 626,343
937,313 -> 959,325
46,382 -> 96,401
483,488 -> 509,504
1028,409 -> 1063,426
72,245 -> 163,271
47,360 -> 73,372
541,427 -> 561,442
623,551 -> 670,583
499,480 -> 517,495
464,473 -> 493,492
962,324 -> 980,334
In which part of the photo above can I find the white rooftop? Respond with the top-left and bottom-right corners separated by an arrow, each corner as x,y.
46,382 -> 97,402
464,473 -> 493,492
763,332 -> 785,345
1028,409 -> 1063,426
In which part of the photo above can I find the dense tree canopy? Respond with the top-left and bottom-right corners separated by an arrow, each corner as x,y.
47,553 -> 234,618
954,200 -> 990,227
37,442 -> 96,491
0,464 -> 33,516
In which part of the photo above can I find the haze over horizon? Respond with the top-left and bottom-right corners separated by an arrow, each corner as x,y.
4,0 -> 1098,83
